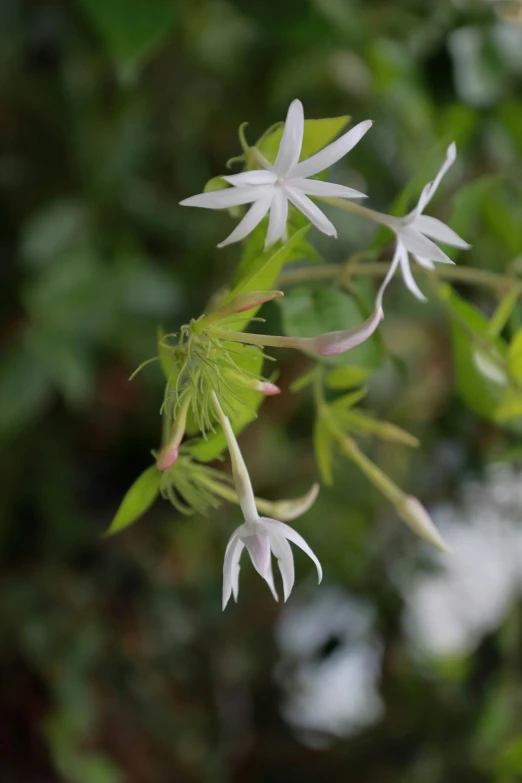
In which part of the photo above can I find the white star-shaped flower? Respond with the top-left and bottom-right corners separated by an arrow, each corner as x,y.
180,99 -> 372,249
374,142 -> 471,301
212,392 -> 321,609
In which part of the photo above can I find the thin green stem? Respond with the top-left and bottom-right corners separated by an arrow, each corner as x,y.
278,260 -> 521,294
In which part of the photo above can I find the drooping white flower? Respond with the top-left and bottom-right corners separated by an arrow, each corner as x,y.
180,99 -> 372,249
212,392 -> 322,609
371,143 -> 471,301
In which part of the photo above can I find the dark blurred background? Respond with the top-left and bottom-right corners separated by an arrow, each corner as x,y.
2,0 -> 522,781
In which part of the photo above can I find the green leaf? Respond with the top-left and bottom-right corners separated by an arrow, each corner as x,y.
496,386 -> 522,422
313,418 -> 334,485
440,286 -> 511,423
488,287 -> 521,338
278,285 -> 381,367
289,367 -> 319,393
105,466 -> 161,535
76,0 -> 176,66
327,365 -> 373,389
224,225 -> 312,330
256,116 -> 350,166
330,388 -> 368,411
508,327 -> 522,379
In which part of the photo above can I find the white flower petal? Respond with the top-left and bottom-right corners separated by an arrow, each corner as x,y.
262,518 -> 323,583
267,529 -> 295,601
265,189 -> 288,248
221,171 -> 278,187
413,254 -> 435,270
231,540 -> 245,602
398,243 -> 427,301
222,528 -> 244,610
415,142 -> 457,215
399,226 -> 453,265
217,196 -> 273,248
274,99 -> 304,177
289,119 -> 373,179
286,187 -> 337,237
287,177 -> 367,200
243,532 -> 271,577
375,242 -> 402,309
413,215 -> 470,249
180,184 -> 272,210
264,557 -> 279,601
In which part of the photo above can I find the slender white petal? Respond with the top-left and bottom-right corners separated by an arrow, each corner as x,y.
180,184 -> 272,210
375,242 -> 402,309
264,558 -> 279,601
415,142 -> 457,215
265,189 -> 288,248
274,99 -> 305,177
243,532 -> 271,577
289,119 -> 373,179
413,254 -> 435,270
413,215 -> 471,249
212,392 -> 259,523
399,226 -> 453,265
217,195 -> 273,248
287,177 -> 367,200
398,243 -> 427,301
221,170 -> 278,187
231,540 -> 245,602
262,518 -> 323,583
286,188 -> 337,237
267,529 -> 295,601
222,528 -> 243,610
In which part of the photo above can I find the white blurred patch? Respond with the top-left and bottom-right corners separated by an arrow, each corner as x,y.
404,463 -> 522,658
275,588 -> 383,742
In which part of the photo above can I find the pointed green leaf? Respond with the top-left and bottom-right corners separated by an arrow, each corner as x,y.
257,116 -> 350,166
105,466 -> 160,536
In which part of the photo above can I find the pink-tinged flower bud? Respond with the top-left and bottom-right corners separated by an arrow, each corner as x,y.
214,302 -> 384,358
315,305 -> 383,356
156,395 -> 191,473
204,290 -> 284,324
156,444 -> 180,472
257,381 -> 281,396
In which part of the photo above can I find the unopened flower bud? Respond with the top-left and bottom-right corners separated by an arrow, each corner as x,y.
223,370 -> 281,396
156,395 -> 191,473
397,496 -> 451,554
156,444 -> 179,472
203,290 -> 284,325
257,381 -> 281,396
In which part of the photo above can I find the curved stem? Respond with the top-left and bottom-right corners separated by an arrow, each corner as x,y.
278,259 -> 522,294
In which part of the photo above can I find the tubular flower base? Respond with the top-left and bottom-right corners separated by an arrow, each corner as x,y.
211,391 -> 321,609
180,99 -> 372,249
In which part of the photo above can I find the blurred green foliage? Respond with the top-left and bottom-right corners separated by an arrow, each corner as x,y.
2,0 -> 522,781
